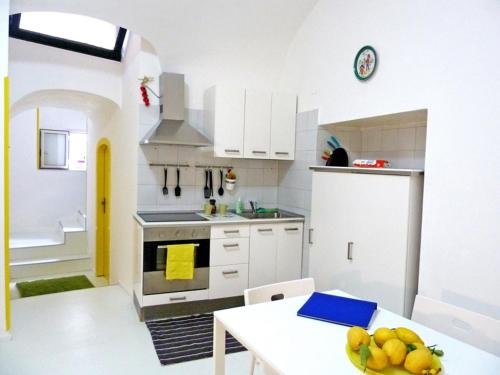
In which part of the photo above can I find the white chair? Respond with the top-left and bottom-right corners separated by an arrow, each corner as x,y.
412,294 -> 500,357
244,278 -> 315,375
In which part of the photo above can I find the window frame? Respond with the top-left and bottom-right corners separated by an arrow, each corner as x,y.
40,129 -> 70,170
9,13 -> 127,62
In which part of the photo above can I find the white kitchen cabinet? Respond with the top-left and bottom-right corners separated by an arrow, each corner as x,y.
209,224 -> 249,299
276,223 -> 303,282
204,85 -> 245,158
270,93 -> 297,160
309,168 -> 423,317
243,89 -> 272,159
249,222 -> 304,288
248,224 -> 277,287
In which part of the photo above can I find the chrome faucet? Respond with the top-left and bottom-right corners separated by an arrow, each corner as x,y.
249,201 -> 258,213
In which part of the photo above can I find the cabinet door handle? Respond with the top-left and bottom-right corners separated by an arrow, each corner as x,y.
224,230 -> 240,234
258,228 -> 273,233
223,243 -> 239,248
252,150 -> 267,154
347,241 -> 354,260
222,270 -> 239,275
224,149 -> 240,153
308,228 -> 314,244
275,152 -> 289,155
285,227 -> 299,231
169,296 -> 187,301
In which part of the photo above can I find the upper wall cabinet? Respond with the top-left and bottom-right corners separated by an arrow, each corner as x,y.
243,89 -> 272,159
204,86 -> 246,158
204,86 -> 297,160
270,93 -> 297,160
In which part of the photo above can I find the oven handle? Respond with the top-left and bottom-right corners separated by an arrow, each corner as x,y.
157,244 -> 200,249
169,296 -> 187,301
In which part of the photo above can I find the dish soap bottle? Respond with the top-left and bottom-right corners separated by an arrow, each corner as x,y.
235,197 -> 243,214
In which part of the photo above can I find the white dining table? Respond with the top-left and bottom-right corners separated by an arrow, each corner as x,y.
213,290 -> 500,374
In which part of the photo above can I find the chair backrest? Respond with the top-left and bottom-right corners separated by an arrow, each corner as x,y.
244,278 -> 315,306
412,294 -> 500,356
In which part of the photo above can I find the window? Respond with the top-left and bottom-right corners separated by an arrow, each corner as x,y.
9,12 -> 128,61
40,130 -> 69,169
40,130 -> 87,171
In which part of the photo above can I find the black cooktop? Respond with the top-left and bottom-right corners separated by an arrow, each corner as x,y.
138,212 -> 207,223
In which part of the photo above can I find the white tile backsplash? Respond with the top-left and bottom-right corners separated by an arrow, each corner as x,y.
397,127 -> 416,151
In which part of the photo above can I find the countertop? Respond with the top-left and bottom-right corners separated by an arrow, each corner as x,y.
133,210 -> 304,228
309,166 -> 424,176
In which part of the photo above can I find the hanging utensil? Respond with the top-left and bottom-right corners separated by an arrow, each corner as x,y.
162,168 -> 168,195
218,169 -> 224,196
327,140 -> 337,150
204,169 -> 210,199
330,135 -> 341,148
175,167 -> 181,197
209,168 -> 213,197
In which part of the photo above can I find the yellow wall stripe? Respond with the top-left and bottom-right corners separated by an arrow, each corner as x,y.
4,76 -> 10,331
36,107 -> 40,169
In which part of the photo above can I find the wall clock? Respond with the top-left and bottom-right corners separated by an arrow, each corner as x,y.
354,45 -> 377,81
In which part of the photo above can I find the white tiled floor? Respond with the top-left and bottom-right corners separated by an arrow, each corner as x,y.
0,286 -> 259,375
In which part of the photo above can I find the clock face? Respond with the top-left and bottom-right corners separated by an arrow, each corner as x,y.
354,46 -> 377,80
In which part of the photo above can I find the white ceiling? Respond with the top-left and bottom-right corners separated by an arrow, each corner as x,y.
11,0 -> 319,80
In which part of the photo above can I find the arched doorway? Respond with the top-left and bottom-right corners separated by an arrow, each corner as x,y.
95,139 -> 110,280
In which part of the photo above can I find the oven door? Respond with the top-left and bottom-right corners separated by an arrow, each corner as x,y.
143,238 -> 209,295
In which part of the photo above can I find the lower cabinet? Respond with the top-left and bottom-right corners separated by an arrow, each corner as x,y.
249,222 -> 303,288
209,224 -> 249,299
209,264 -> 249,300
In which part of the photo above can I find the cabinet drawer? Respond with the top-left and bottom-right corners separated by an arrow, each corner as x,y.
142,289 -> 209,307
211,224 -> 249,239
211,238 -> 249,266
209,264 -> 248,299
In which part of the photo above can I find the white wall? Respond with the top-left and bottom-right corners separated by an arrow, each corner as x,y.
0,0 -> 10,338
87,33 -> 141,290
9,39 -> 122,107
279,0 -> 500,319
9,107 -> 86,232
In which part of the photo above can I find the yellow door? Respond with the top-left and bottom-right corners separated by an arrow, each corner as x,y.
96,139 -> 110,280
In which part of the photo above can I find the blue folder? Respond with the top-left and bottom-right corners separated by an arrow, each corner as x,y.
297,292 -> 377,329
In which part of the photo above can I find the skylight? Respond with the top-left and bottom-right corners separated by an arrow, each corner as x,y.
9,12 -> 128,62
19,12 -> 118,50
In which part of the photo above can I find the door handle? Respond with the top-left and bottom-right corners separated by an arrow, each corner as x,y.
252,150 -> 267,154
224,149 -> 240,153
284,227 -> 299,231
347,241 -> 354,260
224,230 -> 240,234
223,243 -> 239,248
275,152 -> 289,155
258,228 -> 273,233
222,270 -> 239,276
101,197 -> 106,213
308,228 -> 313,244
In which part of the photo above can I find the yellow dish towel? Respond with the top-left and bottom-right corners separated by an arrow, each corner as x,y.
165,244 -> 195,280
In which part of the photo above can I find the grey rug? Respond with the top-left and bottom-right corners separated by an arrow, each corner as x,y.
146,312 -> 247,365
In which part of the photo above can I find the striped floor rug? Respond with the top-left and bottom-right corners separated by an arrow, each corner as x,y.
146,312 -> 247,365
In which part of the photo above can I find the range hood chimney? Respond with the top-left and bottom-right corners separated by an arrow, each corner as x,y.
140,73 -> 212,147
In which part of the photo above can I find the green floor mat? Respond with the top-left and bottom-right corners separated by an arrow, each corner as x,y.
16,275 -> 94,297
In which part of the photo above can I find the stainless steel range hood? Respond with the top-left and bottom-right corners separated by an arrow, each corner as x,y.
140,73 -> 212,147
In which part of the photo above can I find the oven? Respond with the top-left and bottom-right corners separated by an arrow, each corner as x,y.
142,226 -> 210,295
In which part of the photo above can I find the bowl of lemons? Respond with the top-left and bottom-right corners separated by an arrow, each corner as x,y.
346,326 -> 444,374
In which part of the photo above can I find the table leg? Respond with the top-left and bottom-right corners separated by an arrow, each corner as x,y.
213,315 -> 226,375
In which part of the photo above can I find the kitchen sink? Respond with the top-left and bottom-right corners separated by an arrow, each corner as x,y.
237,210 -> 297,219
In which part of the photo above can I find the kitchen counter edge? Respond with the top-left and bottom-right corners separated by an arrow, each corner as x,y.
309,166 -> 424,176
133,214 -> 305,228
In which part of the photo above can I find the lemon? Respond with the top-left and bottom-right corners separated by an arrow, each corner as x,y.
373,327 -> 397,347
395,327 -> 424,345
366,346 -> 389,371
411,342 -> 430,352
347,326 -> 371,351
382,338 -> 407,365
404,348 -> 433,374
